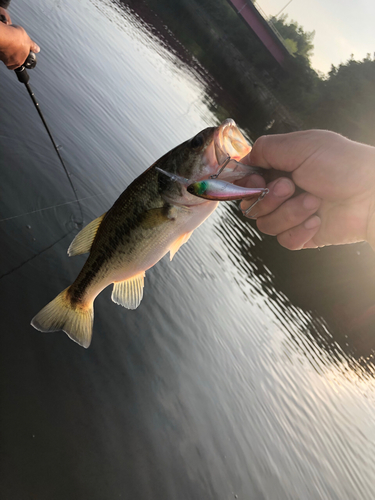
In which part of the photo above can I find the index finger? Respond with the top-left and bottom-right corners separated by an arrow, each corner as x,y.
244,130 -> 344,173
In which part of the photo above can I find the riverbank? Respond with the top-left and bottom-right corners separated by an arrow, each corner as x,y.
123,0 -> 302,139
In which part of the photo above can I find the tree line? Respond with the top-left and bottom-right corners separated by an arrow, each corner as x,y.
125,0 -> 375,146
186,0 -> 375,147
263,15 -> 375,146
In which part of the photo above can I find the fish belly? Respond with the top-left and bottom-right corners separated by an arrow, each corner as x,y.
113,199 -> 218,279
82,200 -> 219,303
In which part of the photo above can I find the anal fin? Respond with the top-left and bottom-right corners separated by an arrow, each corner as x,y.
169,231 -> 193,261
68,213 -> 106,256
111,272 -> 145,310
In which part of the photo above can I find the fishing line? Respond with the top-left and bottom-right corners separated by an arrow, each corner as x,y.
0,189 -> 117,223
0,230 -> 72,281
26,90 -> 83,223
9,49 -> 84,225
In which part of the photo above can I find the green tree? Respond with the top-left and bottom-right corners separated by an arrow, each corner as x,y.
307,55 -> 375,145
269,14 -> 315,61
262,15 -> 319,118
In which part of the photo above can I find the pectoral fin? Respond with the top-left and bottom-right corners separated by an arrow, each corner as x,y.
68,213 -> 106,256
111,272 -> 145,310
169,231 -> 193,261
141,206 -> 179,229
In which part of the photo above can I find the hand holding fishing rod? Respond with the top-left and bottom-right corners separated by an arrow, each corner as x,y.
14,52 -> 84,224
0,7 -> 40,69
0,10 -> 83,224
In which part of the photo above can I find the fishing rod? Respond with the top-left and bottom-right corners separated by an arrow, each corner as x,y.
10,44 -> 84,225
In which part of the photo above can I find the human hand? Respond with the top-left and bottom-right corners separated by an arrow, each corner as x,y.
0,7 -> 11,25
239,130 -> 375,250
0,23 -> 40,70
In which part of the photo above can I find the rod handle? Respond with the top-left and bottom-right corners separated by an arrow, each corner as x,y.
14,52 -> 37,84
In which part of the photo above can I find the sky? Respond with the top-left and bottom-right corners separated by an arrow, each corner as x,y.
256,0 -> 375,74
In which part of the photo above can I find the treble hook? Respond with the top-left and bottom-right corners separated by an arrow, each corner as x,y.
210,155 -> 231,179
242,189 -> 269,218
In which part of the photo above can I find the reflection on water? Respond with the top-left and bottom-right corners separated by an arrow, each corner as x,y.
207,204 -> 375,498
1,0 -> 375,499
219,203 -> 375,364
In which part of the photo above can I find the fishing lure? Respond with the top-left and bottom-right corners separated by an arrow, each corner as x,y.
155,166 -> 268,210
186,179 -> 268,201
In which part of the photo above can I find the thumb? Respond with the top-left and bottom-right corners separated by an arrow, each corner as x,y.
249,130 -> 346,173
30,39 -> 40,53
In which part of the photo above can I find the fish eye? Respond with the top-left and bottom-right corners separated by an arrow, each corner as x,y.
190,134 -> 204,150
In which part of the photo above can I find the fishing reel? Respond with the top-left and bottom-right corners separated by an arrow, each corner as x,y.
22,51 -> 37,69
15,52 -> 37,83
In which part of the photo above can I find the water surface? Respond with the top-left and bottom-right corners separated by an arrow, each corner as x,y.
1,0 -> 375,499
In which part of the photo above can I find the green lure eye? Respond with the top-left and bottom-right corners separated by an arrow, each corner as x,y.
187,181 -> 208,196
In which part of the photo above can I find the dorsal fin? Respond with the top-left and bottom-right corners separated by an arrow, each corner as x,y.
111,272 -> 145,310
169,231 -> 193,261
68,213 -> 106,257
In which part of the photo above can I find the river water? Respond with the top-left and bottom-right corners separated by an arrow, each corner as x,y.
1,0 -> 375,499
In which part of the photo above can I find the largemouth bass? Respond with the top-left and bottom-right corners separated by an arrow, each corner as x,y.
31,119 -> 258,348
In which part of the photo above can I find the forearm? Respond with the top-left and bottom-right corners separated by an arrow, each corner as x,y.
353,141 -> 375,251
365,164 -> 375,251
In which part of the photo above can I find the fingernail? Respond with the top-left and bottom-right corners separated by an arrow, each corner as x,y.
304,215 -> 321,229
273,178 -> 294,197
303,194 -> 320,210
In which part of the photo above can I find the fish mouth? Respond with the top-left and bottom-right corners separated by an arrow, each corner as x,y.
198,119 -> 254,184
159,120 -> 255,207
213,119 -> 251,166
171,119 -> 251,187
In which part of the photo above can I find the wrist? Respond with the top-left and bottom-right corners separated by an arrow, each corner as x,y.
364,148 -> 375,250
367,209 -> 375,250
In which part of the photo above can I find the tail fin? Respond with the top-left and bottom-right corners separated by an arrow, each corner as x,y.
31,288 -> 94,348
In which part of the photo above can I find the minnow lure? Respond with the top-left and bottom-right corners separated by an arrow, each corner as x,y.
186,179 -> 268,201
